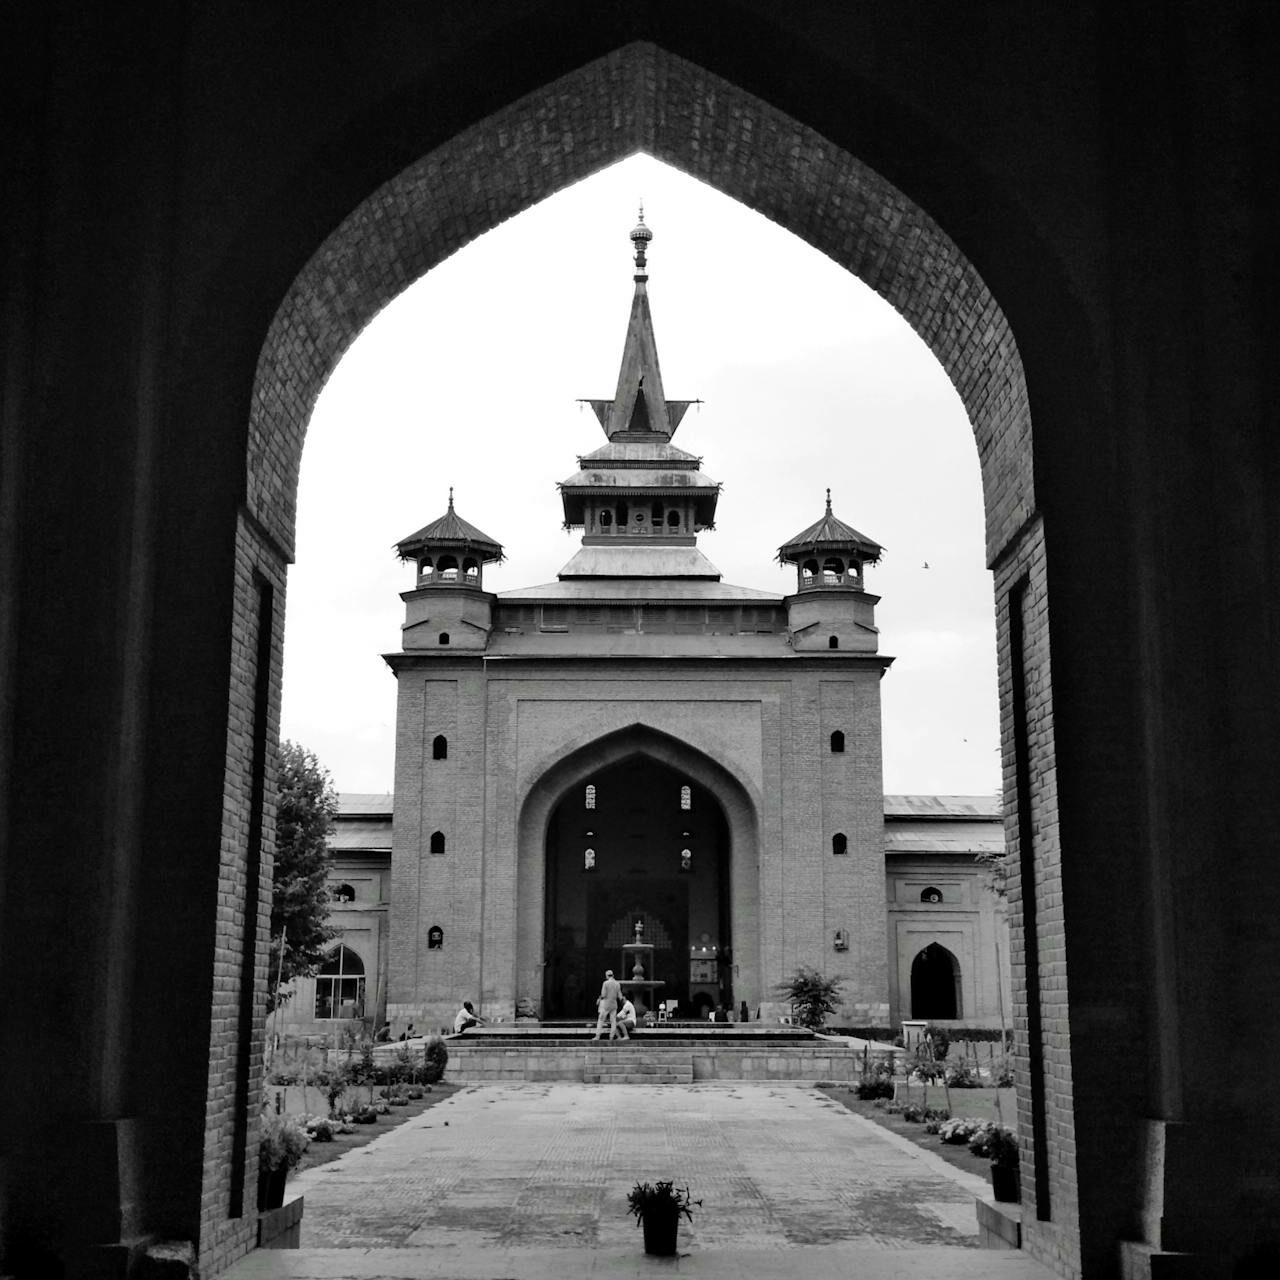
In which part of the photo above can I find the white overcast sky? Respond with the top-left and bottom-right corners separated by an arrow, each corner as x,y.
280,154 -> 999,799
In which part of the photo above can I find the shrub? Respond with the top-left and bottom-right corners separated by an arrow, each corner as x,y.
925,1026 -> 951,1060
937,1117 -> 982,1145
306,1119 -> 334,1143
259,1113 -> 310,1172
995,1063 -> 1015,1087
855,1078 -> 894,1100
945,1060 -> 980,1088
900,1103 -> 923,1123
987,1126 -> 1020,1170
423,1035 -> 449,1084
967,1123 -> 998,1157
775,966 -> 845,1030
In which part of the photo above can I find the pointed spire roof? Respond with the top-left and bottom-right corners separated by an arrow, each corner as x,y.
581,207 -> 700,441
778,490 -> 883,564
395,488 -> 504,561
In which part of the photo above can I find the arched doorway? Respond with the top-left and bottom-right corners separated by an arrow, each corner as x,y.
542,755 -> 731,1020
910,942 -> 960,1020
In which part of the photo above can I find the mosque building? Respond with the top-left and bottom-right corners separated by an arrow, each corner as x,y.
279,215 -> 1009,1036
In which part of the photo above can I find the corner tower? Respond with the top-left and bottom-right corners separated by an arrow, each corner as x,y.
779,489 -> 884,653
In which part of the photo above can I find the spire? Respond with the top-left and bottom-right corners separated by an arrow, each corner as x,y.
581,208 -> 699,440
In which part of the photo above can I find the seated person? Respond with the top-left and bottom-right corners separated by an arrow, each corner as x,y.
615,997 -> 637,1040
453,1001 -> 485,1033
373,1021 -> 393,1043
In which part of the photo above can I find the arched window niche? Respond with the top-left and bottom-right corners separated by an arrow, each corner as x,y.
832,832 -> 848,855
830,730 -> 845,753
429,830 -> 446,854
314,945 -> 366,1019
432,734 -> 448,760
921,886 -> 944,903
910,942 -> 961,1019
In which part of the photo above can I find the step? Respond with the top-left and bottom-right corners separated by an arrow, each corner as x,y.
583,1048 -> 694,1084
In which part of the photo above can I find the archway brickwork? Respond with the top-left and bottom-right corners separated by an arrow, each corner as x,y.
230,41 -> 1061,1276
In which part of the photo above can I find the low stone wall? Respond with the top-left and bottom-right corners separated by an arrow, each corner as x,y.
446,1037 -> 858,1084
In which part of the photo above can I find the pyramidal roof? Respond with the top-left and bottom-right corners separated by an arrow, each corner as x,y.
778,490 -> 883,563
395,489 -> 503,561
579,209 -> 700,442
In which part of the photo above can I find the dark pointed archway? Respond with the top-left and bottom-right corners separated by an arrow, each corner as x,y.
542,754 -> 731,1020
910,942 -> 961,1021
515,723 -> 760,1019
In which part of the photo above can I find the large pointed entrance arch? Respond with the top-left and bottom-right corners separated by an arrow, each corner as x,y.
515,725 -> 761,1020
229,38 -> 1064,1276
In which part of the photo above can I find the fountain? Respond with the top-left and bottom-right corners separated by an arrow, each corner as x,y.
619,919 -> 665,1018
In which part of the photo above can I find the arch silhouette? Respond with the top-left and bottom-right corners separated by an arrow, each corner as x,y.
911,941 -> 960,1020
516,723 -> 761,1014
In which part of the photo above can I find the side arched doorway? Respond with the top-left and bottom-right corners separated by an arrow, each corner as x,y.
543,755 -> 731,1020
910,942 -> 961,1020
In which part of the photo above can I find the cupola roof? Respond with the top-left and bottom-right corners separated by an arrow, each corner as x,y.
778,490 -> 883,564
395,488 -> 504,562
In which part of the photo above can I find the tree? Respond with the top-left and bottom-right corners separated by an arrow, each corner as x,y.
268,740 -> 339,1012
776,966 -> 845,1030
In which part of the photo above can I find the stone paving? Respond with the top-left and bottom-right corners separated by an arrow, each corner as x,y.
224,1083 -> 1054,1279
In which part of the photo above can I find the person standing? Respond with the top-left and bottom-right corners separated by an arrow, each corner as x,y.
593,969 -> 622,1040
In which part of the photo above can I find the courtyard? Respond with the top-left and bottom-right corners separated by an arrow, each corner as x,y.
226,1083 -> 1051,1279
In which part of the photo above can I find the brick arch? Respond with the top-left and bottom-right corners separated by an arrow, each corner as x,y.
250,41 -> 1031,567
514,723 -> 761,1017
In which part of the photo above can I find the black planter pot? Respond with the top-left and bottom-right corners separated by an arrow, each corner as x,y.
257,1163 -> 289,1211
990,1163 -> 1020,1203
641,1211 -> 680,1256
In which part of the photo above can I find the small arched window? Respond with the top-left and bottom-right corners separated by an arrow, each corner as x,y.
427,925 -> 444,950
599,509 -> 612,527
462,558 -> 479,581
832,832 -> 848,856
829,636 -> 839,649
680,785 -> 692,811
418,557 -> 433,579
585,784 -> 596,810
432,734 -> 448,760
822,557 -> 844,585
438,632 -> 450,646
830,730 -> 845,753
802,559 -> 819,586
667,510 -> 680,527
315,945 -> 366,1019
331,882 -> 356,902
429,830 -> 446,855
921,886 -> 944,904
437,554 -> 458,582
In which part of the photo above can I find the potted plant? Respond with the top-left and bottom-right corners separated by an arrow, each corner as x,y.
257,1112 -> 310,1210
626,1180 -> 700,1256
987,1125 -> 1021,1203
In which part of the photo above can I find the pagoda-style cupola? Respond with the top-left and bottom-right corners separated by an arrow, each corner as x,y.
778,490 -> 883,592
557,210 -> 723,580
394,488 -> 504,590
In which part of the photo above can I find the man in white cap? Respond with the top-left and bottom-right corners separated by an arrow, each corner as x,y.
592,968 -> 623,1040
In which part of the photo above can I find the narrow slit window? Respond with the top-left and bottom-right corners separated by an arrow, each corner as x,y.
680,785 -> 692,811
585,784 -> 596,810
832,832 -> 848,855
830,730 -> 845,753
432,734 -> 448,760
429,830 -> 446,855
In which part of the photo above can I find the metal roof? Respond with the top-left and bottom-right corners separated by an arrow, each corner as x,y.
498,576 -> 782,602
336,793 -> 394,816
395,494 -> 503,560
883,795 -> 1002,819
555,545 -> 723,579
577,441 -> 703,466
778,493 -> 882,564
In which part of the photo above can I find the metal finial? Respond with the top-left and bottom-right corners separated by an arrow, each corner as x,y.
630,201 -> 653,273
826,488 -> 832,511
448,486 -> 454,509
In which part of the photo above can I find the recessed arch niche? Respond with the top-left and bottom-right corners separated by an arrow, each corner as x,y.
515,725 -> 760,1019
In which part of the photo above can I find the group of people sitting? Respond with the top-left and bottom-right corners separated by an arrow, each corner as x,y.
592,968 -> 638,1041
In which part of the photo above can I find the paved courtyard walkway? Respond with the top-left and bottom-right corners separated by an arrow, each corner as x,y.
225,1083 -> 1053,1279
